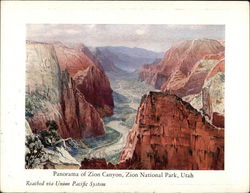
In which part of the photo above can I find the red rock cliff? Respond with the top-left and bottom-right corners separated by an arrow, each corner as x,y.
54,45 -> 95,76
139,39 -> 225,129
182,55 -> 225,128
139,39 -> 224,90
162,51 -> 225,97
74,66 -> 114,117
26,42 -> 104,139
120,91 -> 224,170
54,44 -> 114,117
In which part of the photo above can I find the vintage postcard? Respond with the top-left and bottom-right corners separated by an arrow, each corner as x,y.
1,1 -> 249,193
25,24 -> 225,170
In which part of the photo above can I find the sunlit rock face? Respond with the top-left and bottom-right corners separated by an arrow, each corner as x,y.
201,72 -> 225,127
161,53 -> 224,97
54,43 -> 114,117
182,55 -> 225,128
139,39 -> 224,90
54,43 -> 96,77
26,42 -> 104,139
119,92 -> 224,170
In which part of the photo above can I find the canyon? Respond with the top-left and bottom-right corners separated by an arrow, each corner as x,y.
26,38 -> 224,170
25,41 -> 113,138
81,92 -> 224,170
139,39 -> 225,128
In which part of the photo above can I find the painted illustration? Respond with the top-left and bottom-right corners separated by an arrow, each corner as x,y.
25,24 -> 225,170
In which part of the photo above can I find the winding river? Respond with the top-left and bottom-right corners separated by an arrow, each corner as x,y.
74,71 -> 154,163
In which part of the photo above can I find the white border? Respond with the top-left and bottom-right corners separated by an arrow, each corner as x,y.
1,1 -> 249,193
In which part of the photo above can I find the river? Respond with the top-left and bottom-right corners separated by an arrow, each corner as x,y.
74,71 -> 154,163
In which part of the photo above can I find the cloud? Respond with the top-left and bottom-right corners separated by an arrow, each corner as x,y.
26,24 -> 224,52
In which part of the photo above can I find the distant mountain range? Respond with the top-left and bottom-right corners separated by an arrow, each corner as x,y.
90,46 -> 164,72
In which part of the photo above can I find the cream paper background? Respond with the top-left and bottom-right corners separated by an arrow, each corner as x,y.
1,1 -> 249,193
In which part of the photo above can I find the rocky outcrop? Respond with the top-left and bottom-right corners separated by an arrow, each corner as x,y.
60,71 -> 105,138
139,39 -> 224,90
26,42 -> 104,139
74,66 -> 114,117
25,119 -> 33,135
43,146 -> 80,169
139,39 -> 225,128
57,42 -> 104,72
80,91 -> 224,170
119,92 -> 224,170
201,72 -> 225,126
138,59 -> 163,87
162,52 -> 224,97
54,44 -> 95,77
182,57 -> 225,128
25,121 -> 80,169
54,44 -> 114,117
212,112 -> 224,128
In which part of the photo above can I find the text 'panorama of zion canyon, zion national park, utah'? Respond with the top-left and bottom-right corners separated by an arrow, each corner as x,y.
25,24 -> 225,170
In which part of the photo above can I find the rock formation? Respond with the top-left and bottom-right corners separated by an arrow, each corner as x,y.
25,120 -> 81,169
80,39 -> 225,170
139,39 -> 225,128
55,42 -> 104,72
54,43 -> 114,117
119,92 -> 224,170
81,91 -> 224,170
26,42 -> 104,139
200,72 -> 225,127
139,39 -> 224,89
60,71 -> 105,138
53,44 -> 95,76
161,52 -> 225,97
182,56 -> 225,128
74,66 -> 114,117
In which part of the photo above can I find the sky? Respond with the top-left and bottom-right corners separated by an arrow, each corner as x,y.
27,24 -> 225,52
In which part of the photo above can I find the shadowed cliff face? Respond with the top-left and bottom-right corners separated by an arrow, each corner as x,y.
26,42 -> 104,139
119,92 -> 224,170
74,66 -> 114,117
54,44 -> 114,117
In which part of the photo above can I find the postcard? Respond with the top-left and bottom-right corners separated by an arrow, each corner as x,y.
1,1 -> 249,193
